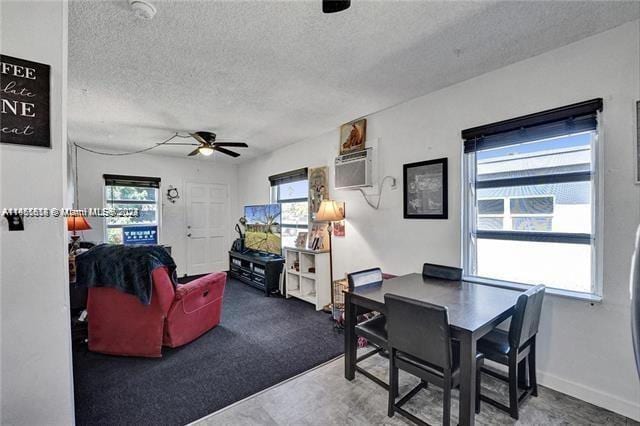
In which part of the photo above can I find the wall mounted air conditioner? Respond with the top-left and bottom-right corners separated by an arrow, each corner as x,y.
335,148 -> 373,190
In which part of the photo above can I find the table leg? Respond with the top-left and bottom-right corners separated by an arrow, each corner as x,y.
459,334 -> 477,426
344,292 -> 357,380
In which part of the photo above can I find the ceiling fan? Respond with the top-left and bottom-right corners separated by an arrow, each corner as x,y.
323,0 -> 350,13
160,131 -> 248,158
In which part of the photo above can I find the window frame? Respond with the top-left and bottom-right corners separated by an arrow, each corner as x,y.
269,177 -> 309,248
462,114 -> 603,302
103,182 -> 161,245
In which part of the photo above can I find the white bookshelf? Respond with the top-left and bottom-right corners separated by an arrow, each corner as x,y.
284,247 -> 331,311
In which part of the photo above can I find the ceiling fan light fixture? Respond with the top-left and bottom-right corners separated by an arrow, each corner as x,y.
198,146 -> 214,156
129,0 -> 156,20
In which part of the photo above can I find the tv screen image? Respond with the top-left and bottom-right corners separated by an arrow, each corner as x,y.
244,204 -> 282,255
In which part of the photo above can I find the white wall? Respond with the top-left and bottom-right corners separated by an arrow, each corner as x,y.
75,149 -> 238,276
237,21 -> 640,420
0,1 -> 75,425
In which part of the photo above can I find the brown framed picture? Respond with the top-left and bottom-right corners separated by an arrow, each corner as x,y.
339,119 -> 366,155
403,158 -> 448,219
308,166 -> 329,221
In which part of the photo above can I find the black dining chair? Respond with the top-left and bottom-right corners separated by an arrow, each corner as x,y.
347,267 -> 389,389
477,284 -> 545,419
385,294 -> 484,426
422,263 -> 463,281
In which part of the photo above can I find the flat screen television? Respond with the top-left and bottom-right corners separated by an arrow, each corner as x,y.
244,204 -> 282,256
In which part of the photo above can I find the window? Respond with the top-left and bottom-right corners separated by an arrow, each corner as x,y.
477,196 -> 555,232
269,168 -> 308,248
463,99 -> 602,297
104,174 -> 160,245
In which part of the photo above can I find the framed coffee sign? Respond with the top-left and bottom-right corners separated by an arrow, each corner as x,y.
0,54 -> 51,148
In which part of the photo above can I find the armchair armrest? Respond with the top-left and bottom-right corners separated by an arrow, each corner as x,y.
175,272 -> 226,300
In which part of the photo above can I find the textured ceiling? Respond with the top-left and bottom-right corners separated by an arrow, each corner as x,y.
68,0 -> 640,162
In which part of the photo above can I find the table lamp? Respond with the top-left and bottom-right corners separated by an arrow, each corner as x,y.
67,215 -> 92,254
316,199 -> 345,310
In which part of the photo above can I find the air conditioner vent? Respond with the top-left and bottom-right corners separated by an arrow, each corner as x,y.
335,148 -> 373,190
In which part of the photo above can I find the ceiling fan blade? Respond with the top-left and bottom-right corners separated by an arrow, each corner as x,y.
213,146 -> 241,158
158,142 -> 199,146
187,148 -> 201,156
190,132 -> 208,145
212,142 -> 248,148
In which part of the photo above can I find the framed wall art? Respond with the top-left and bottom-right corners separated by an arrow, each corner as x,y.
403,157 -> 448,219
339,119 -> 366,155
308,166 -> 329,221
0,55 -> 51,148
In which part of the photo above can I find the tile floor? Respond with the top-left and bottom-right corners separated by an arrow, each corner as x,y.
194,353 -> 639,425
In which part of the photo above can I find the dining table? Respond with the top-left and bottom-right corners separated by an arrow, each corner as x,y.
343,273 -> 522,426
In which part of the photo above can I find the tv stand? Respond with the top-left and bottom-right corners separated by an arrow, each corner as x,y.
229,250 -> 284,296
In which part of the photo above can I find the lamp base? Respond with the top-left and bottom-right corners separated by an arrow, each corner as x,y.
70,235 -> 81,254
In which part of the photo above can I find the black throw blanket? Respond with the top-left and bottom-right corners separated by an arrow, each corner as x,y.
76,244 -> 178,305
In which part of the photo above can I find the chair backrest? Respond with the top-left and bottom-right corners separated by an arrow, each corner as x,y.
347,267 -> 383,290
422,263 -> 462,281
152,266 -> 176,314
509,284 -> 546,349
385,293 -> 452,371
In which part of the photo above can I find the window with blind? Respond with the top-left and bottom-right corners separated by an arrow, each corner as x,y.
104,174 -> 160,245
269,168 -> 308,249
462,99 -> 602,297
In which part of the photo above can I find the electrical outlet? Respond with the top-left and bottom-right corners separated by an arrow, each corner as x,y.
4,213 -> 24,231
390,177 -> 398,190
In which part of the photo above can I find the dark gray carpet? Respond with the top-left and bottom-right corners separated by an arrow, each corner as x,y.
73,278 -> 344,426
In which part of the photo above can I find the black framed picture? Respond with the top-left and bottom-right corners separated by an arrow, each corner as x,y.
0,54 -> 51,148
403,157 -> 448,219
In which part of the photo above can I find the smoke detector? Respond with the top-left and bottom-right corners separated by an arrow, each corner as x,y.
129,0 -> 156,20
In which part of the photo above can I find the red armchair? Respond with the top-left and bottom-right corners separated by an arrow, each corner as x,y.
87,268 -> 226,357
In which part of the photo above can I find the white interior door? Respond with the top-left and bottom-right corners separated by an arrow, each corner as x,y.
186,182 -> 228,276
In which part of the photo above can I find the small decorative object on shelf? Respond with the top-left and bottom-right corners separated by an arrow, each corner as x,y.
309,222 -> 329,250
295,231 -> 308,248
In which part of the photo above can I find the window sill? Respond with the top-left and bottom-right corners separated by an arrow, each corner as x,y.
462,275 -> 603,303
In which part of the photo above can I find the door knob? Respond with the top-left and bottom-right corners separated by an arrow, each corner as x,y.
187,233 -> 192,237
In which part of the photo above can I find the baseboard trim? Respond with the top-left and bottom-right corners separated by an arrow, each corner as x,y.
538,371 -> 640,422
189,354 -> 640,424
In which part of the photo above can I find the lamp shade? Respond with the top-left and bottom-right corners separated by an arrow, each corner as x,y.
316,200 -> 345,222
67,216 -> 92,233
